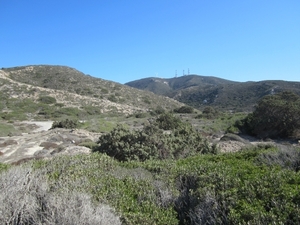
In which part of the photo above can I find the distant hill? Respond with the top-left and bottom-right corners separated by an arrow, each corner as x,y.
0,65 -> 183,120
126,75 -> 300,111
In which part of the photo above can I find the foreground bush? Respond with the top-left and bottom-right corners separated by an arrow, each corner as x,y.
0,165 -> 121,225
2,145 -> 300,224
166,147 -> 300,224
31,154 -> 178,224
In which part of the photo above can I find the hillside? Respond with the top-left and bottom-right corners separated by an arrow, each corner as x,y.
0,65 -> 183,121
126,75 -> 300,111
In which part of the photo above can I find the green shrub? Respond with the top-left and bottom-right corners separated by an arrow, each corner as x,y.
55,103 -> 64,107
94,118 -> 216,162
0,123 -> 18,136
134,112 -> 148,118
173,106 -> 194,114
155,113 -> 183,130
241,91 -> 300,138
78,141 -> 98,150
52,118 -> 79,129
153,106 -> 165,115
38,95 -> 56,104
108,94 -> 118,102
201,106 -> 219,119
51,107 -> 82,118
32,154 -> 178,224
0,163 -> 10,173
24,144 -> 300,224
143,97 -> 151,104
226,124 -> 240,134
170,147 -> 300,224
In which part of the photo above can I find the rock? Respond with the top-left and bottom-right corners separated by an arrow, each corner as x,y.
220,133 -> 250,144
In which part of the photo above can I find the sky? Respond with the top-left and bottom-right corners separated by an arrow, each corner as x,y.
1,0 -> 299,84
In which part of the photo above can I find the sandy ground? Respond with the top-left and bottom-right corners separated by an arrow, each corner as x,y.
0,121 -> 95,164
0,121 -> 53,163
20,121 -> 53,133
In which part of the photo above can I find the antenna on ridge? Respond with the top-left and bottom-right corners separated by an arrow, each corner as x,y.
183,70 -> 185,76
175,70 -> 177,78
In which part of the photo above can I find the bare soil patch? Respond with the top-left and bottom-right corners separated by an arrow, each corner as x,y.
0,121 -> 99,164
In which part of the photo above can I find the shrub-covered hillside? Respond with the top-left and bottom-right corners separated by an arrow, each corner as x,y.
1,65 -> 182,114
126,75 -> 300,111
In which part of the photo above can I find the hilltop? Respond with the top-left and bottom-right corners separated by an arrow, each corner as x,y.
126,75 -> 300,111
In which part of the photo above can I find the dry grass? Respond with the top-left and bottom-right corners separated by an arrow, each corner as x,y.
0,165 -> 122,224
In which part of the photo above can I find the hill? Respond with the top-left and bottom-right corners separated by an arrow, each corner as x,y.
0,65 -> 183,121
126,75 -> 300,111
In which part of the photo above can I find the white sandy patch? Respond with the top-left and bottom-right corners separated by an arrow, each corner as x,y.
25,146 -> 44,156
21,121 -> 53,132
3,149 -> 17,157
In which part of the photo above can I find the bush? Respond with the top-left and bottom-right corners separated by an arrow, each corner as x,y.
170,147 -> 300,224
134,112 -> 148,118
200,106 -> 219,119
241,91 -> 300,138
174,106 -> 194,114
153,106 -> 165,115
256,145 -> 300,171
38,95 -> 57,104
32,154 -> 178,224
94,116 -> 216,162
78,141 -> 98,150
52,118 -> 79,129
156,113 -> 183,130
0,165 -> 121,225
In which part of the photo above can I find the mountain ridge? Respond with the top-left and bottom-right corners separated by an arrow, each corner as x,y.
126,75 -> 300,111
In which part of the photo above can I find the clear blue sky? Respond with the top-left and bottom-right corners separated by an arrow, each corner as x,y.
1,0 -> 299,84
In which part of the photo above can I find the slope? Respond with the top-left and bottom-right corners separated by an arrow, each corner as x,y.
0,65 -> 183,121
